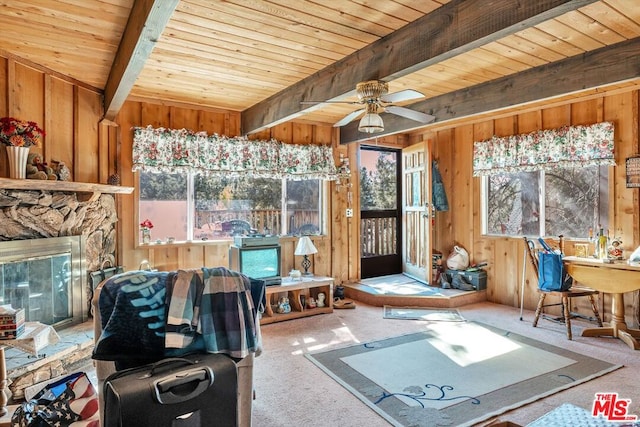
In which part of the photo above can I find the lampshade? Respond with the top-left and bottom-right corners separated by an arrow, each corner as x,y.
294,236 -> 318,256
358,112 -> 384,133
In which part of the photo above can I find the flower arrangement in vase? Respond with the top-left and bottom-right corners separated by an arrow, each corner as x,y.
0,117 -> 45,147
140,219 -> 154,244
0,117 -> 46,179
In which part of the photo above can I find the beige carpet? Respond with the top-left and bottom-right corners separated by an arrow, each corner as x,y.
251,301 -> 639,427
305,321 -> 620,427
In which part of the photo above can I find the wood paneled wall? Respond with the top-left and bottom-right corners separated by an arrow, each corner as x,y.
0,56 -> 104,182
412,91 -> 640,326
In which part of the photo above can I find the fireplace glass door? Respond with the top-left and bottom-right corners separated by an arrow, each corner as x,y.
0,236 -> 87,329
1,253 -> 72,324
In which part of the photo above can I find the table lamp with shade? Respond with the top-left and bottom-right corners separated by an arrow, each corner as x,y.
294,236 -> 318,276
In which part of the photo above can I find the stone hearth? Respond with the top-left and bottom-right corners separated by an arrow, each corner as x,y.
0,188 -> 119,272
4,321 -> 94,401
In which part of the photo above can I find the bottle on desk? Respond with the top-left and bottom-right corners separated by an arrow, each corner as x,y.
596,227 -> 609,260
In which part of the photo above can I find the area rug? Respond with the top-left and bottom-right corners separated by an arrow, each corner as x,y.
383,306 -> 466,322
305,321 -> 621,427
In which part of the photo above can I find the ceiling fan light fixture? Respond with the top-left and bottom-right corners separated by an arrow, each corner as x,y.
358,112 -> 384,133
356,80 -> 389,101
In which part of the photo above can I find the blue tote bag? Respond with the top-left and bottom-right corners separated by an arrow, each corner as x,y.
538,251 -> 572,291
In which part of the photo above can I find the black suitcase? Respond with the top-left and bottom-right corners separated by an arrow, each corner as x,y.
103,353 -> 238,427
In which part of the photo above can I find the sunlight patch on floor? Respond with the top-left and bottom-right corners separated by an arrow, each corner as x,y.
291,326 -> 361,355
427,322 -> 521,367
374,282 -> 431,294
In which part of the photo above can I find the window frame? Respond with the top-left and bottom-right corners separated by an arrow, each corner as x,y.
481,165 -> 610,238
136,171 -> 328,245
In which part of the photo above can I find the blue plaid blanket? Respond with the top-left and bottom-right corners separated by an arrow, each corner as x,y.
165,267 -> 260,359
93,267 -> 261,366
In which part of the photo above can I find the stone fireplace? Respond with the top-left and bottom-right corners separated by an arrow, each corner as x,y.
0,185 -> 120,328
0,180 -> 131,403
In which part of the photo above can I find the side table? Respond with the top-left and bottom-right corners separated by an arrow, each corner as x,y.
261,276 -> 334,324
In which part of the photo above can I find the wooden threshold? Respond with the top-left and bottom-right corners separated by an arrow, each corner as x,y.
344,283 -> 487,309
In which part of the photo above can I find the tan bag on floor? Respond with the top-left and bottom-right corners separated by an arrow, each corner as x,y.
446,245 -> 469,270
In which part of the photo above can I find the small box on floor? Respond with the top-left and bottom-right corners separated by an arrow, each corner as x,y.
0,306 -> 26,339
445,269 -> 487,290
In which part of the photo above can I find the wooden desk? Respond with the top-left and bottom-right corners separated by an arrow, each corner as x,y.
563,256 -> 640,350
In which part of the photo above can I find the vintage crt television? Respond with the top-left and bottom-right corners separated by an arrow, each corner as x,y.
229,244 -> 282,286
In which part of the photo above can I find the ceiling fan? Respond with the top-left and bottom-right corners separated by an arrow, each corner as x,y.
301,80 -> 435,134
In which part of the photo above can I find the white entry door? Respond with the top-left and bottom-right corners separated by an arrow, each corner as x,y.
401,142 -> 432,283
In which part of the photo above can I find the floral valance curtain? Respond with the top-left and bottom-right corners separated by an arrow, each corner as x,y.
472,122 -> 615,177
132,126 -> 338,180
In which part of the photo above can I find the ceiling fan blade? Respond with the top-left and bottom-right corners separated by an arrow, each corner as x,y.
333,109 -> 366,127
385,106 -> 435,123
300,100 -> 362,105
380,89 -> 425,103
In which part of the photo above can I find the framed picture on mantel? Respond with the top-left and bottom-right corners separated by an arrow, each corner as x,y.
626,156 -> 640,188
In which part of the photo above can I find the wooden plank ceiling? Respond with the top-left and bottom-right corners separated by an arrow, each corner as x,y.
1,0 -> 639,143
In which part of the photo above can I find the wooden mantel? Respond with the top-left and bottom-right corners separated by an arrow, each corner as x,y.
0,178 -> 133,194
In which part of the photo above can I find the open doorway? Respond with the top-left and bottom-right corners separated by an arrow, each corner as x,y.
359,146 -> 402,279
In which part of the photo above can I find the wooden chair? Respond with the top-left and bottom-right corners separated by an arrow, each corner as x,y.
524,236 -> 603,340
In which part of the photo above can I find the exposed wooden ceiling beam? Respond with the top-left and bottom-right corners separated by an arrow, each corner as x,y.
241,0 -> 598,135
103,0 -> 179,121
340,37 -> 640,143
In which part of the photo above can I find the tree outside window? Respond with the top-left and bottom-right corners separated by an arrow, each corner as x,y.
359,148 -> 399,257
485,166 -> 608,238
360,150 -> 397,210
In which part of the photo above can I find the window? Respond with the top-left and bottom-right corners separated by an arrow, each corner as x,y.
360,149 -> 397,210
139,172 -> 322,242
484,166 -> 608,238
139,173 -> 189,241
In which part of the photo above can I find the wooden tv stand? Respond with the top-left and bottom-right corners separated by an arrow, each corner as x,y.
261,277 -> 333,324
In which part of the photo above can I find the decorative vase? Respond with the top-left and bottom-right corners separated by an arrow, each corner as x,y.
6,146 -> 29,179
141,228 -> 151,244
